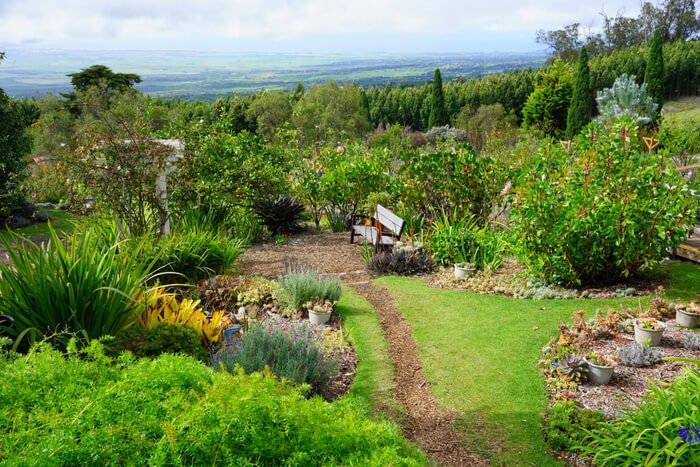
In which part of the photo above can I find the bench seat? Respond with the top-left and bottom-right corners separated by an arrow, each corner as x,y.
351,225 -> 395,246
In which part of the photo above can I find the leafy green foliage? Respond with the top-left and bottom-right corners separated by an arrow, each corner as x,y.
428,211 -> 508,270
251,195 -> 306,235
544,401 -> 605,451
108,322 -> 208,361
512,119 -> 694,286
565,46 -> 592,139
0,86 -> 32,218
0,341 -> 424,465
428,68 -> 447,128
135,227 -> 244,284
278,267 -> 342,310
522,60 -> 574,138
581,368 -> 700,465
0,228 -> 151,350
644,30 -> 665,119
216,322 -> 338,396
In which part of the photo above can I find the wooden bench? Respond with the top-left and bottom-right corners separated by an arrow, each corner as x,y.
350,204 -> 405,250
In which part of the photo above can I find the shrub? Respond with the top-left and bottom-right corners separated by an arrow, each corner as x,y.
521,60 -> 573,138
595,74 -> 657,126
108,323 -> 208,361
22,161 -> 73,204
581,368 -> 700,465
139,287 -> 229,346
216,322 -> 338,395
512,119 -> 694,286
278,267 -> 342,310
368,250 -> 436,275
0,341 -> 425,465
424,125 -> 468,144
428,211 -> 508,270
251,195 -> 306,235
0,86 -> 32,219
544,401 -> 605,451
617,343 -> 663,367
136,227 -> 244,284
0,228 -> 151,350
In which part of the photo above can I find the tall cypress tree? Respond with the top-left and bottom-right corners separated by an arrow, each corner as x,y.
644,30 -> 664,119
565,46 -> 592,139
428,68 -> 447,128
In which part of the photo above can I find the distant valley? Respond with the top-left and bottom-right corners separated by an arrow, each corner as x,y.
0,48 -> 546,100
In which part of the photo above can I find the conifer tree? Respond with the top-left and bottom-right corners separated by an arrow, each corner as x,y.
644,30 -> 665,119
565,46 -> 592,139
428,68 -> 447,128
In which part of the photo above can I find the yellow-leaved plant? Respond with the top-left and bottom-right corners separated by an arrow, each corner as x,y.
138,287 -> 229,346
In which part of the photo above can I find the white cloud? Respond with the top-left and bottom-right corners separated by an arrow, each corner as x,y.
0,0 -> 642,47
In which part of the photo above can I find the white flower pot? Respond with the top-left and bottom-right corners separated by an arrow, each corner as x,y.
676,309 -> 700,328
584,358 -> 614,385
309,310 -> 332,325
454,263 -> 476,279
634,320 -> 664,346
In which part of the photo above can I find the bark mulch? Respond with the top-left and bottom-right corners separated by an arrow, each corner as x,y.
240,230 -> 487,466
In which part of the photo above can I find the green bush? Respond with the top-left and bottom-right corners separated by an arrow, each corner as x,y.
0,340 -> 425,465
544,401 -> 605,451
521,60 -> 573,138
107,323 -> 208,361
512,119 -> 694,286
581,368 -> 700,466
0,228 -> 151,350
428,210 -> 508,270
278,267 -> 342,310
137,227 -> 244,284
216,322 -> 338,396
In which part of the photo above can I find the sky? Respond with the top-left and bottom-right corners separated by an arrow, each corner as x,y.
0,0 -> 645,53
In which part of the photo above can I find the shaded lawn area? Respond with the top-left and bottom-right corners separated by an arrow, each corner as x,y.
0,209 -> 81,244
376,263 -> 700,466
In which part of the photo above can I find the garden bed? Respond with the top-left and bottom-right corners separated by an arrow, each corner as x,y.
202,273 -> 358,402
424,259 -> 664,300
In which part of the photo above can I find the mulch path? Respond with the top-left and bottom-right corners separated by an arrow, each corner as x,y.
240,230 -> 487,466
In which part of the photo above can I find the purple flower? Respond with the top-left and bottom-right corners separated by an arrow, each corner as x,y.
679,426 -> 700,444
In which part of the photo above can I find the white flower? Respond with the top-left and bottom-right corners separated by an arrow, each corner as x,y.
541,174 -> 546,181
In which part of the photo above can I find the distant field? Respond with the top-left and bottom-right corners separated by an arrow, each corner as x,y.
0,48 -> 546,100
663,97 -> 700,125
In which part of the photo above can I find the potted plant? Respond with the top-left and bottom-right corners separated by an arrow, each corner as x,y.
306,298 -> 337,326
584,352 -> 617,385
454,262 -> 477,278
454,247 -> 479,278
675,303 -> 700,328
634,318 -> 665,346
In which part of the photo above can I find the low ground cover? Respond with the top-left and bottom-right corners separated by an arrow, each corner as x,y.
375,262 -> 700,465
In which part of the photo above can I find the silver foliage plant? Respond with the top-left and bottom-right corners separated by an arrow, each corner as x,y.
595,74 -> 658,125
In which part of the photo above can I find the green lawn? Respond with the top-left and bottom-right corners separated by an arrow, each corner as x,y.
376,263 -> 700,466
337,288 -> 402,418
0,209 -> 81,244
663,97 -> 699,125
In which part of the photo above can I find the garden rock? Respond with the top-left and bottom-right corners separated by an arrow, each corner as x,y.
5,215 -> 31,229
34,211 -> 54,222
35,202 -> 57,210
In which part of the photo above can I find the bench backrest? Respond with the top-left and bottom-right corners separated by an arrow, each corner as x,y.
374,204 -> 405,237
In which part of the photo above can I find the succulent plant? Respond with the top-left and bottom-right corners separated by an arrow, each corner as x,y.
617,343 -> 663,367
686,332 -> 700,351
556,354 -> 589,383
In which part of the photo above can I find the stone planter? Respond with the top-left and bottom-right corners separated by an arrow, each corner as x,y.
454,263 -> 476,279
584,358 -> 614,385
634,320 -> 665,346
309,310 -> 332,326
676,309 -> 700,328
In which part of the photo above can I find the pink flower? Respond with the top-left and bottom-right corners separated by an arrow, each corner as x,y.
500,181 -> 512,196
337,145 -> 345,153
31,193 -> 37,200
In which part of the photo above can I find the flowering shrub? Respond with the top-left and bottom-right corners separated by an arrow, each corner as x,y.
512,119 -> 695,286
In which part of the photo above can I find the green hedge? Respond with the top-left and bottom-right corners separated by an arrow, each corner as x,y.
0,340 -> 425,466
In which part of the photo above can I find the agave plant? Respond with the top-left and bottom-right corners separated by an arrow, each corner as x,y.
0,227 -> 153,350
556,353 -> 589,383
251,195 -> 306,235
